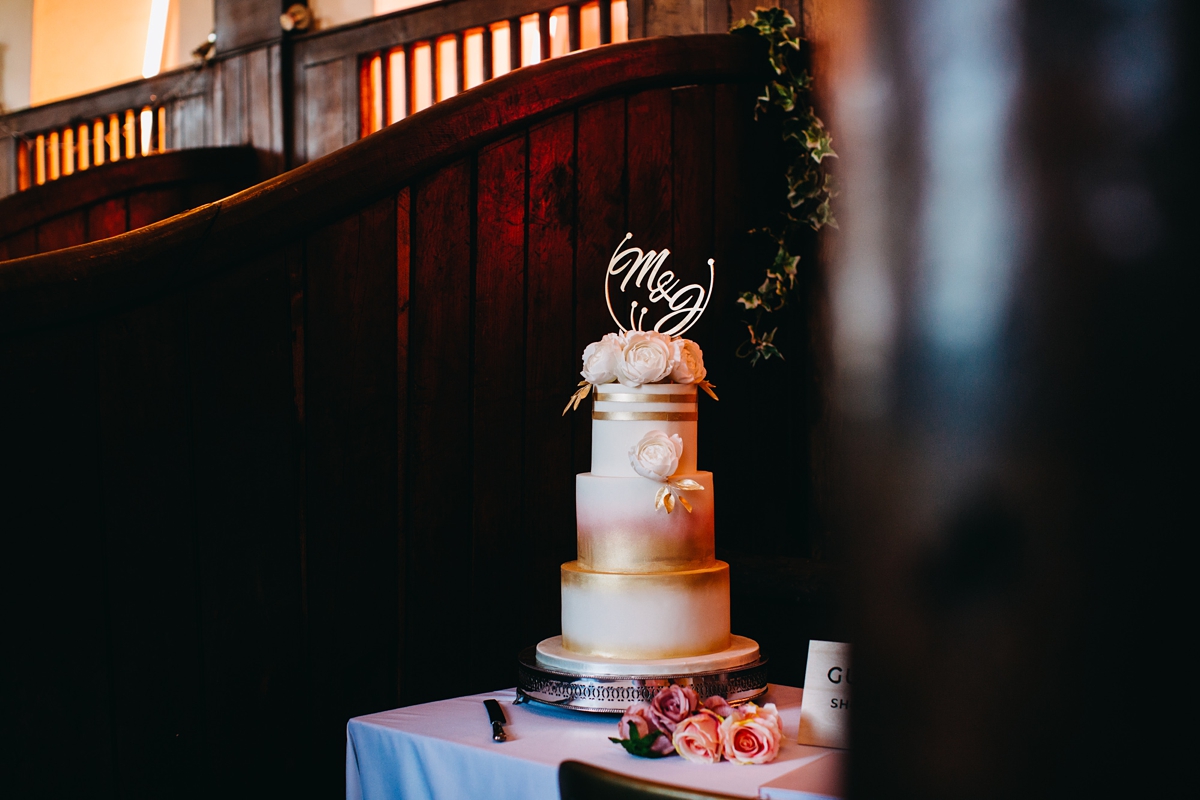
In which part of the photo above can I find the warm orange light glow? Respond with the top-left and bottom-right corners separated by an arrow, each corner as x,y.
158,107 -> 167,152
78,125 -> 90,170
388,48 -> 407,123
108,115 -> 121,162
124,110 -> 136,159
464,28 -> 485,89
412,43 -> 433,111
63,128 -> 75,175
436,36 -> 457,101
94,121 -> 105,166
370,54 -> 384,133
48,131 -> 60,180
550,7 -> 570,57
613,0 -> 629,43
521,14 -> 540,66
35,135 -> 47,185
491,23 -> 512,77
581,2 -> 601,50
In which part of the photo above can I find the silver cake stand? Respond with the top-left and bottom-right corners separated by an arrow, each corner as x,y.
515,640 -> 769,713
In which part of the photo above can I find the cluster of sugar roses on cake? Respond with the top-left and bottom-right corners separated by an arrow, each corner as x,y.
610,685 -> 783,765
563,331 -> 716,415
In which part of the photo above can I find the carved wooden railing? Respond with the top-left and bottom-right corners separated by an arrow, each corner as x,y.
1,35 -> 785,798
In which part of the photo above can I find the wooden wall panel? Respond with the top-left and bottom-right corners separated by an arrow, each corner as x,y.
88,198 -> 129,242
171,94 -> 213,150
36,210 -> 86,252
0,228 -> 36,259
304,196 -> 400,794
394,188 -> 411,698
574,97 -> 628,474
404,160 -> 473,703
186,253 -> 305,794
304,60 -> 348,163
472,134 -> 528,691
0,326 -> 114,796
128,187 -> 189,231
95,300 -> 203,799
626,87 -> 674,249
524,114 -> 577,644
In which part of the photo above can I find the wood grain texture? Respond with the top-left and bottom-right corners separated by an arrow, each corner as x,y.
186,252 -> 305,795
304,195 -> 400,794
472,133 -> 528,691
404,160 -> 473,704
36,210 -> 86,252
626,87 -> 673,250
524,113 -> 577,644
128,187 -> 188,231
88,197 -> 129,241
95,299 -> 203,799
304,59 -> 348,162
394,187 -> 411,699
574,96 -> 627,474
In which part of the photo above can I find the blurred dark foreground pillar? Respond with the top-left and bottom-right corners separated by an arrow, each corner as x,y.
827,0 -> 1194,796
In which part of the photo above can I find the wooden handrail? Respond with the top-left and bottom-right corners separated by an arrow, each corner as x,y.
0,34 -> 763,334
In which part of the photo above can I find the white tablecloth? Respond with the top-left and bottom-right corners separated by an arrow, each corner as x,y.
346,684 -> 843,800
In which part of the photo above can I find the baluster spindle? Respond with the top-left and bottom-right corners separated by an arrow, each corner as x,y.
568,4 -> 581,52
599,0 -> 612,44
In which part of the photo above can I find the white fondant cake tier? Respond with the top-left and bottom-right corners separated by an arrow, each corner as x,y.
591,384 -> 698,477
576,471 -> 714,573
560,560 -> 731,660
535,634 -> 761,676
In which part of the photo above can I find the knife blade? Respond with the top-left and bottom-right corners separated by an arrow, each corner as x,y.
484,699 -> 508,742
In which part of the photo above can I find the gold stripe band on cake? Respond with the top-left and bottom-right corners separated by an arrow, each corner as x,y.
591,411 -> 699,421
593,392 -> 695,403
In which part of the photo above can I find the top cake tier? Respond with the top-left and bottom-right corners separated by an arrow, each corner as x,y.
590,384 -> 698,477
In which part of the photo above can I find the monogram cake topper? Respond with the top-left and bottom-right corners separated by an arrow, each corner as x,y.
606,233 -> 714,337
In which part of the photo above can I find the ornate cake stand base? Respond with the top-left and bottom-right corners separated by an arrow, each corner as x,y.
516,636 -> 768,713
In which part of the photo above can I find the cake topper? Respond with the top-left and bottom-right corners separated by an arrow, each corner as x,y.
606,233 -> 714,337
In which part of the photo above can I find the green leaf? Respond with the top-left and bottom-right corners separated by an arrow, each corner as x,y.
609,725 -> 672,759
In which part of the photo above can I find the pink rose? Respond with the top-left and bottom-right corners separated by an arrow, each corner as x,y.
672,710 -> 723,764
618,701 -> 656,740
647,685 -> 698,734
703,695 -> 733,718
720,702 -> 782,765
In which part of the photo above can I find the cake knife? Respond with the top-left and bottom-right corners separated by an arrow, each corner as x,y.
484,699 -> 508,742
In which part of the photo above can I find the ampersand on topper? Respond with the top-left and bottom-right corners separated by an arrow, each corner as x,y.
605,233 -> 714,337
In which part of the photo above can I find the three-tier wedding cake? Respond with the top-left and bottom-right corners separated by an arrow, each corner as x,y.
520,236 -> 764,707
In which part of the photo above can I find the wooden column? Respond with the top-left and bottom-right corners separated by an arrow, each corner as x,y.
568,4 -> 581,52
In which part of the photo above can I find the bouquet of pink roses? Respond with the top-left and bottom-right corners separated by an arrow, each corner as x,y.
610,685 -> 783,764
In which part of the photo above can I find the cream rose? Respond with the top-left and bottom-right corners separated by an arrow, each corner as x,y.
580,332 -> 625,385
672,710 -> 723,764
628,430 -> 684,481
719,702 -> 783,765
615,330 -> 675,387
670,338 -> 707,384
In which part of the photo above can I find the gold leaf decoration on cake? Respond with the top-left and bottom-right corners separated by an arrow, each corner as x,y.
653,477 -> 705,514
698,380 -> 719,401
562,381 -> 592,415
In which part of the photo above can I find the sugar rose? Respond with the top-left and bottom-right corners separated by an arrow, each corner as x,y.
672,709 -> 723,764
720,702 -> 782,765
580,332 -> 625,385
616,331 -> 675,387
670,339 -> 707,385
629,430 -> 684,481
618,701 -> 655,741
647,685 -> 698,735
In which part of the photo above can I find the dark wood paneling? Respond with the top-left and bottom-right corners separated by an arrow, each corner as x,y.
0,325 -> 114,796
128,187 -> 189,231
214,54 -> 248,147
472,133 -> 528,690
95,300 -> 203,799
394,187 -> 411,698
0,228 -> 36,260
304,59 -> 348,162
186,252 -> 305,794
36,210 -> 87,251
574,96 -> 628,473
304,195 -> 400,794
626,87 -> 674,249
214,0 -> 282,55
524,113 -> 577,644
88,198 -> 129,241
403,160 -> 474,704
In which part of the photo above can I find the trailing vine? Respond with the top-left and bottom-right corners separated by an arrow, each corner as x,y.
731,8 -> 837,365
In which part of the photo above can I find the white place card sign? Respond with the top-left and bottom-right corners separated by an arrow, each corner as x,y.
797,639 -> 851,749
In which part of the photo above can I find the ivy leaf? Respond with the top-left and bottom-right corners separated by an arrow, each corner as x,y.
738,292 -> 762,310
807,198 -> 837,231
805,121 -> 838,163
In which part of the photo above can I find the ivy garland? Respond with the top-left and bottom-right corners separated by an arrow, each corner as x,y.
731,8 -> 837,365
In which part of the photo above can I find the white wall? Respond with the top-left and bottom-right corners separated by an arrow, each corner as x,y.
0,0 -> 34,111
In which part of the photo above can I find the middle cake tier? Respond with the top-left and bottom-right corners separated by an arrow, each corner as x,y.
576,471 -> 715,573
561,560 -> 731,660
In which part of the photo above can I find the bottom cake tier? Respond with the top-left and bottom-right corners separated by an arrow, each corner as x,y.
560,560 -> 731,660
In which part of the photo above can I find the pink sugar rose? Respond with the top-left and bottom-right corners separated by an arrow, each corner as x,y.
672,710 -> 724,764
720,702 -> 783,765
647,685 -> 699,734
617,702 -> 674,756
703,695 -> 733,718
